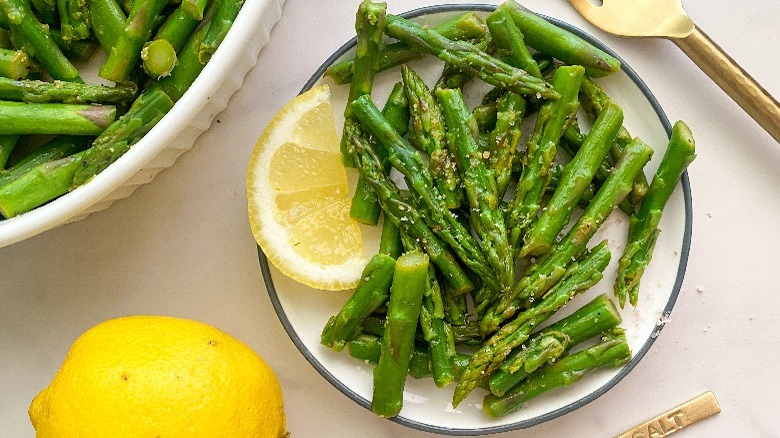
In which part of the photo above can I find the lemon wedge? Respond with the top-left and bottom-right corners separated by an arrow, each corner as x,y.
247,84 -> 366,291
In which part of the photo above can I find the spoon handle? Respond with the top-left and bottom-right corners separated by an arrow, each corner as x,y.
672,25 -> 780,143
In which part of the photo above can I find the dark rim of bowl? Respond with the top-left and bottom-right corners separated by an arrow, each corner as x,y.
259,3 -> 693,436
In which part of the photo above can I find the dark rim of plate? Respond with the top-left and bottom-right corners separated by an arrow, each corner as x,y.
259,3 -> 693,436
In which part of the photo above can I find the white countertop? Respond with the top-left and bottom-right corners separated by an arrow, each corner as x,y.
2,0 -> 779,436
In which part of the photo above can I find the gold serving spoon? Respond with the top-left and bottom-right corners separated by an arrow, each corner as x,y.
567,0 -> 780,142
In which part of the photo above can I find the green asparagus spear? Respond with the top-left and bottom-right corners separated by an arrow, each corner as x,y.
348,133 -> 475,295
0,135 -> 91,186
0,77 -> 136,104
49,30 -> 99,63
0,0 -> 82,81
153,3 -> 202,52
57,0 -> 91,42
0,134 -> 18,168
616,121 -> 695,307
489,294 -> 622,397
181,0 -> 209,21
498,1 -> 620,78
579,77 -> 649,206
198,0 -> 243,63
325,12 -> 487,85
151,24 -> 210,101
384,14 -> 558,99
506,65 -> 584,254
437,88 -> 513,298
453,241 -> 612,407
486,7 -> 542,79
89,0 -> 126,50
378,216 -> 403,260
141,39 -> 178,78
372,251 -> 428,417
350,80 -> 407,225
339,0 -> 386,168
0,101 -> 115,135
71,88 -> 174,186
347,333 -> 434,379
520,99 -> 623,258
321,253 -> 396,351
350,95 -> 497,292
0,149 -> 90,217
482,138 -> 653,335
489,91 -> 526,198
99,0 -> 169,83
0,48 -> 29,79
403,65 -> 460,209
483,327 -> 631,417
30,0 -> 58,26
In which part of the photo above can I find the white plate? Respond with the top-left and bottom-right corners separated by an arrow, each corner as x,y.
261,4 -> 692,435
0,0 -> 286,248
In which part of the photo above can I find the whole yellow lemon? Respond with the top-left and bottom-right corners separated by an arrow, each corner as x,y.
29,315 -> 287,438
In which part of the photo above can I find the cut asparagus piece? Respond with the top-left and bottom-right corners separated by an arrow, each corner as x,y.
486,7 -> 542,78
325,12 -> 487,85
0,135 -> 91,187
89,0 -> 126,50
141,39 -> 178,79
198,0 -> 242,63
498,0 -> 621,77
0,77 -> 136,104
0,101 -> 115,135
372,251 -> 428,418
384,14 -> 558,99
57,0 -> 91,42
488,91 -> 526,198
615,121 -> 695,307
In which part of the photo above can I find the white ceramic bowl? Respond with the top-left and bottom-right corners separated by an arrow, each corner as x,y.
0,0 -> 286,248
261,4 -> 692,435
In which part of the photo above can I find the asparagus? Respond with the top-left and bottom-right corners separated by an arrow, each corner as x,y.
350,95 -> 497,292
0,77 -> 136,104
434,31 -> 493,92
483,327 -> 631,417
472,101 -> 498,133
489,294 -> 622,397
198,0 -> 243,63
615,121 -> 695,307
350,80 -> 407,226
488,91 -> 526,198
453,241 -> 612,407
384,14 -> 558,99
99,0 -> 169,83
325,12 -> 487,85
89,0 -> 126,49
372,251 -> 429,418
348,133 -> 475,295
580,77 -> 649,206
0,48 -> 29,79
71,88 -> 174,186
321,253 -> 396,351
154,4 -> 202,52
437,88 -> 513,298
0,134 -> 18,168
30,0 -> 57,26
151,25 -> 210,101
486,7 -> 542,79
482,138 -> 653,335
506,65 -> 584,254
498,1 -> 621,78
182,0 -> 209,21
403,65 -> 460,209
378,216 -> 403,260
0,149 -> 89,218
0,0 -> 82,81
0,135 -> 91,186
339,0 -> 386,168
49,30 -> 98,63
520,99 -> 623,258
0,101 -> 115,135
347,333 -> 433,379
141,39 -> 178,78
57,0 -> 91,42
